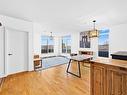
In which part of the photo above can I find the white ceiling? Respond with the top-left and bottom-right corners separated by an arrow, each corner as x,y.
0,0 -> 127,33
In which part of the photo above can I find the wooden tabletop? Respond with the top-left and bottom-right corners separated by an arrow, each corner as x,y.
70,55 -> 93,61
91,57 -> 127,69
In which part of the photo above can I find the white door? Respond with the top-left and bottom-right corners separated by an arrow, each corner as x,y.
7,29 -> 28,75
0,27 -> 5,77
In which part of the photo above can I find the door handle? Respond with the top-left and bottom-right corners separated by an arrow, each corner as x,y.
8,54 -> 13,56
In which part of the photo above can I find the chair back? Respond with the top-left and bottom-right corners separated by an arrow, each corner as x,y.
34,55 -> 40,59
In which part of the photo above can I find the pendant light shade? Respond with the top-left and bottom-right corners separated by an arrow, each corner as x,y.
50,32 -> 53,40
89,20 -> 99,38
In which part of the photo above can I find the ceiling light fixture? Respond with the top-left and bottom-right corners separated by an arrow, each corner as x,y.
89,20 -> 99,38
0,22 -> 2,26
50,32 -> 53,40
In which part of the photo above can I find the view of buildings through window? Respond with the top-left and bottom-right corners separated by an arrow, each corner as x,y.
41,36 -> 54,53
62,36 -> 71,53
98,29 -> 109,57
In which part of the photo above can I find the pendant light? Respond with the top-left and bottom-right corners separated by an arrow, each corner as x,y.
89,20 -> 99,38
50,32 -> 53,40
0,22 -> 2,26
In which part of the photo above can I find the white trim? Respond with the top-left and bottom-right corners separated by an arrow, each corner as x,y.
28,30 -> 34,71
4,27 -> 7,77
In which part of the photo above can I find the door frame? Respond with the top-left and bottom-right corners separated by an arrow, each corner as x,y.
4,27 -> 33,77
0,27 -> 6,77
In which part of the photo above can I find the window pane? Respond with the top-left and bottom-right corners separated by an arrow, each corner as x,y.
41,36 -> 54,53
62,39 -> 66,53
41,36 -> 48,53
98,29 -> 109,57
48,38 -> 54,53
62,35 -> 71,53
67,39 -> 71,53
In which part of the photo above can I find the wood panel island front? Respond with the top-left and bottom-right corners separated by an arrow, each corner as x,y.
90,57 -> 127,95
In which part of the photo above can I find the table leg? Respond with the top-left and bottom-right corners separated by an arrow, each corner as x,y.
66,60 -> 81,78
66,59 -> 71,72
78,61 -> 81,78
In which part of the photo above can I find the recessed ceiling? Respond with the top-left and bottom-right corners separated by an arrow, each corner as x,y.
0,0 -> 127,33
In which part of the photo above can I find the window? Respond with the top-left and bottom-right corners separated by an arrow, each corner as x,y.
41,36 -> 54,53
98,29 -> 109,57
62,36 -> 71,53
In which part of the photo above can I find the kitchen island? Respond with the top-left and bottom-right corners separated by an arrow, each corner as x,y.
90,57 -> 127,95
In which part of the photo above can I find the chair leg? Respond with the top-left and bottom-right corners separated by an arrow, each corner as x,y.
40,60 -> 42,68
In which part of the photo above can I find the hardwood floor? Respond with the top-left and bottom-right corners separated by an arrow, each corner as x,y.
0,62 -> 90,95
0,78 -> 3,87
0,78 -> 4,92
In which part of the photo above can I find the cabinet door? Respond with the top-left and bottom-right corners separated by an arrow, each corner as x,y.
107,69 -> 127,95
91,64 -> 106,95
123,75 -> 127,95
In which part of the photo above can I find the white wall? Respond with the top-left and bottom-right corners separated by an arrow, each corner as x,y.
110,23 -> 127,54
54,37 -> 61,55
33,22 -> 127,59
70,23 -> 127,58
33,23 -> 62,57
71,32 -> 79,53
0,15 -> 32,32
71,31 -> 98,58
33,32 -> 41,55
54,31 -> 98,58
